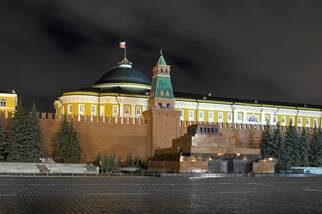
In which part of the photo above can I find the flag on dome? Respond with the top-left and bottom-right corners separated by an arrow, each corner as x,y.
119,41 -> 126,49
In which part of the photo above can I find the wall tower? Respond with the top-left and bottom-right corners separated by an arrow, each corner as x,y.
143,50 -> 180,156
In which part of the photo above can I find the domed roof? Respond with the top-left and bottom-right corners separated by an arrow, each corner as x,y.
94,59 -> 151,88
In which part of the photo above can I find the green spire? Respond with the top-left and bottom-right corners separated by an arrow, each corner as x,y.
157,49 -> 167,65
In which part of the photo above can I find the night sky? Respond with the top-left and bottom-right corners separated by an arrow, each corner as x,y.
2,0 -> 322,112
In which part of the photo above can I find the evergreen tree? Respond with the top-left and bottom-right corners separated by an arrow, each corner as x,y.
274,124 -> 287,172
100,154 -> 119,173
260,123 -> 274,159
7,102 -> 42,162
299,128 -> 310,167
126,153 -> 135,167
0,124 -> 9,161
310,127 -> 322,166
284,123 -> 301,168
28,103 -> 43,160
55,117 -> 82,163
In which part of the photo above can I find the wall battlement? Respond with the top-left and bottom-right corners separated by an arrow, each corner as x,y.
0,111 -> 315,132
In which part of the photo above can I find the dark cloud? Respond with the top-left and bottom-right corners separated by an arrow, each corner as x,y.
1,0 -> 322,111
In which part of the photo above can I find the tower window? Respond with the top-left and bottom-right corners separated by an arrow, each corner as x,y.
0,99 -> 6,107
160,90 -> 164,96
165,91 -> 170,96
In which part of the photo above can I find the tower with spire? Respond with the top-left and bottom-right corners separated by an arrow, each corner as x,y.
148,50 -> 175,109
143,50 -> 180,156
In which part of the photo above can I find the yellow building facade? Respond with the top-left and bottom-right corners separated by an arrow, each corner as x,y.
54,55 -> 322,128
0,90 -> 18,118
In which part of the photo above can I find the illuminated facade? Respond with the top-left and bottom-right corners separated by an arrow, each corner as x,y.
54,53 -> 322,128
0,90 -> 18,118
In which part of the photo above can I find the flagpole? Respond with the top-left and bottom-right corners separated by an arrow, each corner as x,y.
124,41 -> 127,60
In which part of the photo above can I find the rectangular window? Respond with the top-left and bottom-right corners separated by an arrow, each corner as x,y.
198,111 -> 204,122
227,113 -> 232,123
237,113 -> 243,123
273,116 -> 277,123
78,104 -> 85,115
281,116 -> 286,126
189,110 -> 194,121
135,106 -> 142,116
179,110 -> 184,121
297,117 -> 302,127
91,105 -> 97,116
218,112 -> 223,122
265,114 -> 270,124
314,119 -> 319,127
124,105 -> 130,116
112,105 -> 119,116
289,117 -> 294,126
208,112 -> 214,123
0,99 -> 6,107
67,104 -> 73,115
306,118 -> 310,127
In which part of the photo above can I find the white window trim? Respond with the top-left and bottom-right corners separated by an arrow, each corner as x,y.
78,104 -> 85,115
314,119 -> 319,127
227,112 -> 232,123
91,105 -> 97,116
237,113 -> 243,123
135,106 -> 142,116
218,112 -> 223,123
180,110 -> 184,121
112,105 -> 119,117
189,110 -> 194,121
297,117 -> 302,127
208,112 -> 214,123
281,116 -> 286,126
123,105 -> 131,116
67,104 -> 73,115
306,118 -> 310,127
289,117 -> 294,126
198,111 -> 204,122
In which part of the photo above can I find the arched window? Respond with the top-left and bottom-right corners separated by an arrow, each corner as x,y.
165,91 -> 170,96
158,103 -> 162,109
166,103 -> 171,109
160,90 -> 164,96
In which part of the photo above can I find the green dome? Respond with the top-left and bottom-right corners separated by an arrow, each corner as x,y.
94,60 -> 151,88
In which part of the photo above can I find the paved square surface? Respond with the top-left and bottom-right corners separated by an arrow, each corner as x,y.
0,176 -> 322,213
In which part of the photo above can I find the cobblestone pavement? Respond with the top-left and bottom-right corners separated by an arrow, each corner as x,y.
0,176 -> 322,214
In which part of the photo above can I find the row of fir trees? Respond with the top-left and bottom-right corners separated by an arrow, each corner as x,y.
0,102 -> 82,163
260,123 -> 322,172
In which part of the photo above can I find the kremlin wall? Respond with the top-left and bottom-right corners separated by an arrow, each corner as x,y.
1,112 -> 263,162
